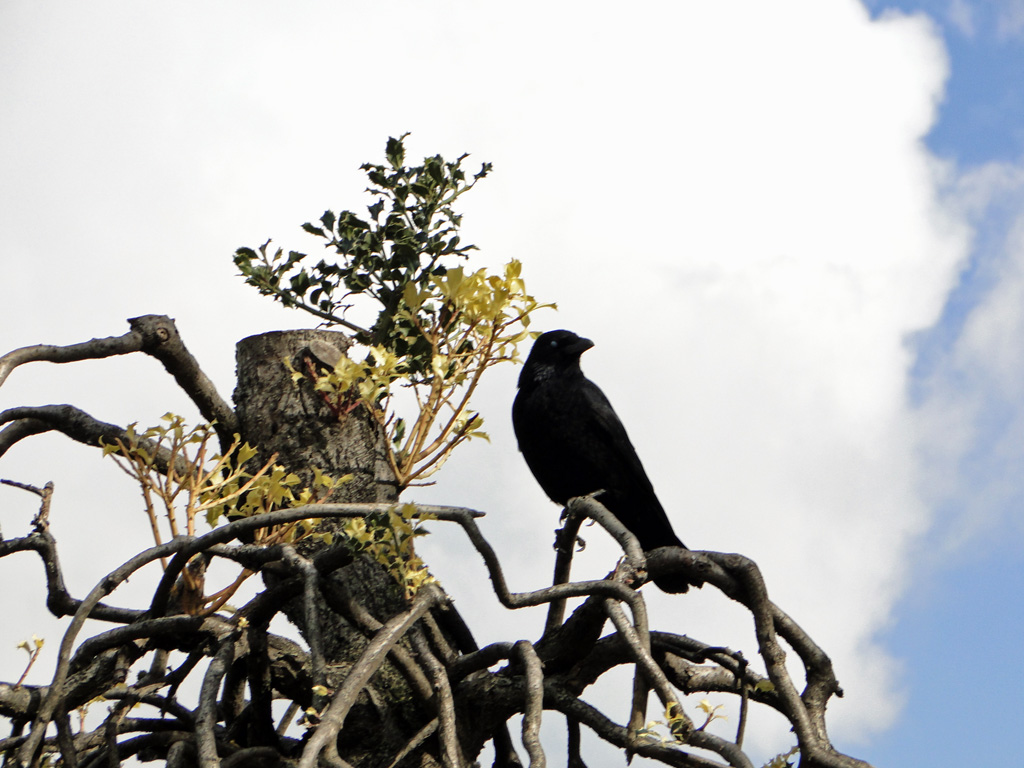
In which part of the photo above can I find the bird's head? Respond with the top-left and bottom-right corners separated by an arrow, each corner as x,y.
519,329 -> 594,386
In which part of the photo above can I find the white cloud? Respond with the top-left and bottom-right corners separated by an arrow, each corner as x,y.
996,0 -> 1024,38
948,0 -> 977,37
0,0 -> 969,762
914,158 -> 1024,553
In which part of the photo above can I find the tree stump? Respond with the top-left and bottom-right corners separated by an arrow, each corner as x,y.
233,330 -> 441,767
234,329 -> 397,504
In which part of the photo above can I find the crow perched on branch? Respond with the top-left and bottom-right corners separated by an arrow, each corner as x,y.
512,329 -> 696,593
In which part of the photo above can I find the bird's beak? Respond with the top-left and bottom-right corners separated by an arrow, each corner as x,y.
569,336 -> 594,355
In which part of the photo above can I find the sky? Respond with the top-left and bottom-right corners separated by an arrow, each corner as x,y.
0,2 -> 1021,766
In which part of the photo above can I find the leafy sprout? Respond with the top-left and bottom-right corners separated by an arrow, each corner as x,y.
235,134 -> 553,489
101,414 -> 350,613
343,503 -> 437,599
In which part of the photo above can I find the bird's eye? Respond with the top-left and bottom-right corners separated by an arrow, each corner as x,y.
549,339 -> 559,348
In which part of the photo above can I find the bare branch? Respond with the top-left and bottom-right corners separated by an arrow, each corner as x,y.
410,630 -> 462,768
0,331 -> 146,390
0,496 -> 872,768
298,586 -> 442,768
449,642 -> 516,683
541,682 -> 726,768
565,495 -> 645,572
317,572 -> 436,702
53,706 -> 78,768
436,503 -> 646,612
566,716 -> 586,768
515,640 -> 546,768
0,405 -> 189,475
196,634 -> 237,768
17,537 -> 192,766
544,512 -> 586,633
0,528 -> 142,622
645,548 -> 870,768
280,545 -> 327,710
0,478 -> 51,498
100,691 -> 196,726
124,316 -> 238,445
702,552 -> 832,765
69,616 -> 227,667
420,611 -> 460,667
0,316 -> 237,450
0,418 -> 52,459
604,600 -> 691,738
384,720 -> 439,768
145,504 -> 478,619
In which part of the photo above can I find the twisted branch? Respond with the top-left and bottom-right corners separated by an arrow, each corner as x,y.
0,492 -> 872,768
0,316 -> 236,450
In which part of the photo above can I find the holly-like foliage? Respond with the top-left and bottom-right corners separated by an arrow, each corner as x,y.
233,132 -> 495,352
235,135 -> 552,488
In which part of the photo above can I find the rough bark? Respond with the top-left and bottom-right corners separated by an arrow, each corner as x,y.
233,330 -> 440,768
234,330 -> 398,505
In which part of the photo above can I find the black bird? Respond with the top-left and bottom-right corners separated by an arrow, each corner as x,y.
512,329 -> 694,592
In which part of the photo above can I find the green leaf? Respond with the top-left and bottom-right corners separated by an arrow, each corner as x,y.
385,134 -> 408,168
289,272 -> 312,295
392,418 -> 406,445
233,247 -> 257,270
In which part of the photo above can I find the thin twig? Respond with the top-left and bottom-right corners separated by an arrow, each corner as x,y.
384,719 -> 439,768
566,715 -> 587,768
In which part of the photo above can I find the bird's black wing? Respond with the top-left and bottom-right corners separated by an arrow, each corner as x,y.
577,379 -> 656,495
577,378 -> 685,550
514,365 -> 693,592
